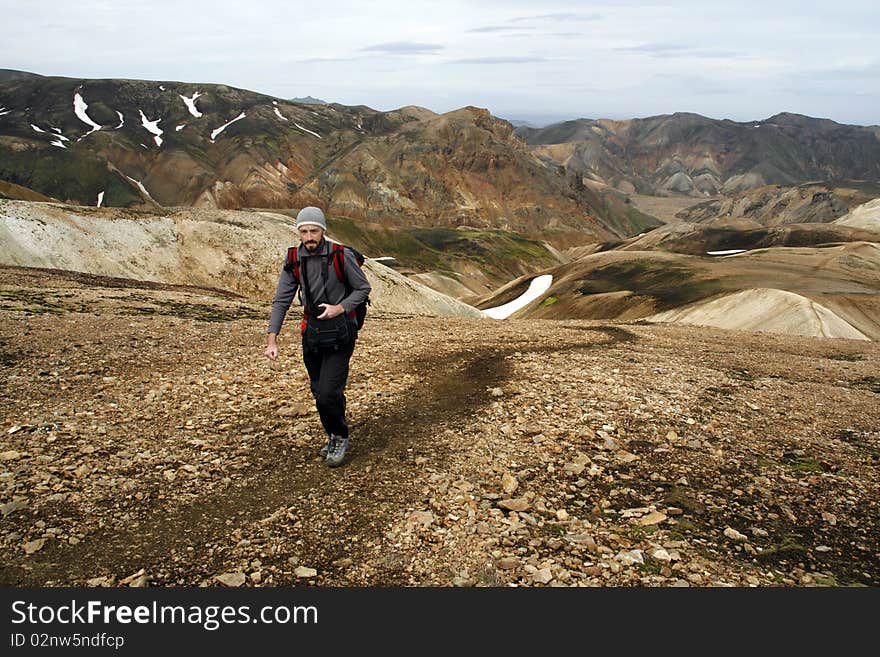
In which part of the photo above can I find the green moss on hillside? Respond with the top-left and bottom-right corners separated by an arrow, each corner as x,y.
324,216 -> 559,285
0,146 -> 144,207
578,259 -> 723,309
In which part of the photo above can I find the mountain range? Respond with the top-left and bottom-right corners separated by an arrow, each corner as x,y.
0,70 -> 651,247
4,70 -> 879,249
517,112 -> 880,198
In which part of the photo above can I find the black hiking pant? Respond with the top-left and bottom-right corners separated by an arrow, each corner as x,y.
302,340 -> 356,439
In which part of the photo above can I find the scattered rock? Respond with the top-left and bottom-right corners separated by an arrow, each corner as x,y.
616,550 -> 644,565
638,511 -> 668,526
294,566 -> 317,579
498,497 -> 530,512
501,472 -> 518,495
616,451 -> 638,463
564,533 -> 596,549
86,576 -> 111,587
562,462 -> 585,475
529,566 -> 553,584
779,504 -> 798,523
496,557 -> 520,570
215,572 -> 246,587
23,538 -> 45,555
120,568 -> 149,587
1,499 -> 27,517
406,510 -> 435,528
724,527 -> 748,542
664,488 -> 705,514
278,404 -> 311,417
651,548 -> 672,562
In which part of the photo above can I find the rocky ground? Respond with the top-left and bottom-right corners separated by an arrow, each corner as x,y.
1,265 -> 878,587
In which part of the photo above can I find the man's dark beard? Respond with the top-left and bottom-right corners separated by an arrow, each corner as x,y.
304,238 -> 323,252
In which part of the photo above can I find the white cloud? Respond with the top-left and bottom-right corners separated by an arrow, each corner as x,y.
360,42 -> 444,55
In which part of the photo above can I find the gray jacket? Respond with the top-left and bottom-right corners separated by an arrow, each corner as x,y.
267,239 -> 372,336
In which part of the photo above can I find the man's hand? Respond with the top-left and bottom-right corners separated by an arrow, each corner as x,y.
265,334 -> 279,360
317,303 -> 344,320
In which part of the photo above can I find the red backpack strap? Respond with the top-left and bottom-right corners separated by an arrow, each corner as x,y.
286,246 -> 301,283
332,242 -> 345,281
286,246 -> 307,334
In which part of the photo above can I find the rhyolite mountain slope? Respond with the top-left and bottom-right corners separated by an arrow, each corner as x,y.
517,112 -> 880,197
0,71 -> 660,247
675,182 -> 880,226
834,198 -> 880,231
0,199 -> 497,317
474,241 -> 880,340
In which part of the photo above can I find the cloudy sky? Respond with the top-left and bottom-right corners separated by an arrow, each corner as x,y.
3,0 -> 878,126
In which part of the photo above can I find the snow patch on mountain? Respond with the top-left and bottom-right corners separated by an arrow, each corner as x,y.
273,107 -> 288,121
138,110 -> 163,147
115,111 -> 124,129
0,108 -> 10,116
180,92 -> 203,118
97,191 -> 104,207
483,275 -> 553,319
294,122 -> 321,139
210,112 -> 246,142
176,125 -> 185,131
73,92 -> 102,138
126,176 -> 157,204
30,122 -> 69,147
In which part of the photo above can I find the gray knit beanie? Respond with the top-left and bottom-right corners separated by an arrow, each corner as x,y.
295,206 -> 327,230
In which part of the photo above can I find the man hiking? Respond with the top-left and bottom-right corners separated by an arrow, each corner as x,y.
264,206 -> 372,467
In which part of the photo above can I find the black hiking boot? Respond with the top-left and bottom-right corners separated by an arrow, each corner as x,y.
319,438 -> 331,458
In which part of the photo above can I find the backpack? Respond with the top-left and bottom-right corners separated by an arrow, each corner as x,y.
284,242 -> 370,332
